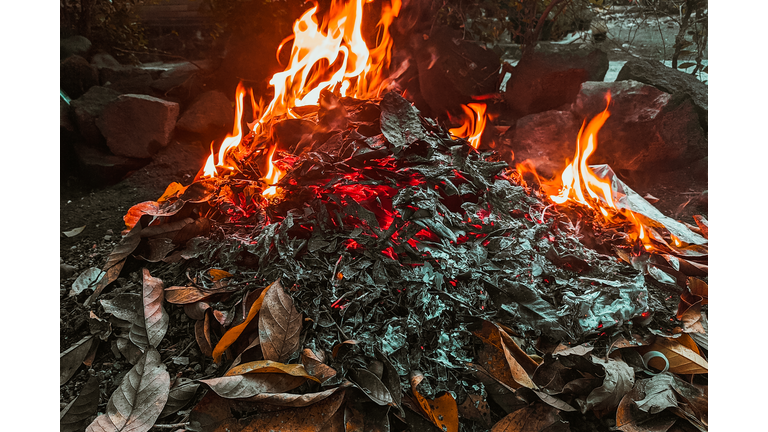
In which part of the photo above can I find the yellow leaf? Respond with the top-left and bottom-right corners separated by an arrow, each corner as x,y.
211,282 -> 273,363
640,337 -> 708,375
410,371 -> 459,432
225,360 -> 322,383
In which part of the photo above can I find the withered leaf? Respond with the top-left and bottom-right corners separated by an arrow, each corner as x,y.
60,375 -> 100,432
380,91 -> 427,148
616,378 -> 680,432
115,336 -> 144,365
491,403 -> 567,432
89,311 -> 112,341
188,385 -> 346,432
184,301 -> 211,320
225,360 -> 321,383
212,284 -> 271,363
639,337 -> 708,375
457,394 -> 492,428
244,382 -> 350,407
165,285 -> 229,305
195,312 -> 214,358
101,293 -> 141,322
302,348 -> 338,383
351,368 -> 394,406
160,378 -> 200,418
410,371 -> 459,432
85,348 -> 170,432
71,267 -> 105,297
61,335 -> 96,385
692,215 -> 708,239
258,279 -> 302,362
634,373 -> 679,415
133,269 -> 169,350
375,348 -> 405,416
85,223 -> 143,307
474,320 -> 536,389
63,225 -> 87,237
584,356 -> 635,413
200,373 -> 306,399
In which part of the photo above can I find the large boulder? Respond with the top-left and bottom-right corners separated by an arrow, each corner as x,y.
60,35 -> 92,59
570,80 -> 707,174
508,110 -> 581,178
72,142 -> 148,185
175,90 -> 234,137
413,27 -> 501,117
71,86 -> 121,146
61,55 -> 99,99
90,52 -> 122,70
105,73 -> 156,96
615,58 -> 708,132
503,48 -> 609,119
97,94 -> 180,159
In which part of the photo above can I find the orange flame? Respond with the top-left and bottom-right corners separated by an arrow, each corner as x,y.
549,93 -> 614,209
262,144 -> 283,197
449,103 -> 488,149
201,0 -> 402,194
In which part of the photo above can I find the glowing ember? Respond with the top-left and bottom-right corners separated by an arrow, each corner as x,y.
549,93 -> 614,209
449,103 -> 488,149
201,0 -> 402,194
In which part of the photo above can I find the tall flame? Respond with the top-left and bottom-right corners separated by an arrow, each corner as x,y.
201,0 -> 402,193
449,103 -> 488,149
550,93 -> 614,209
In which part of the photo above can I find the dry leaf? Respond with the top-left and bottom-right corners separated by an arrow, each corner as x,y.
244,383 -> 350,407
302,348 -> 338,383
410,371 -> 459,432
71,267 -> 105,297
375,348 -> 405,416
85,223 -> 143,307
225,360 -> 322,383
491,403 -> 567,432
474,320 -> 536,389
157,181 -> 188,203
583,356 -> 635,413
165,285 -> 229,304
212,283 -> 271,363
351,368 -> 394,406
195,310 -> 214,357
61,335 -> 96,385
188,385 -> 346,432
208,269 -> 234,281
128,269 -> 169,351
160,378 -> 200,418
63,225 -> 86,237
184,301 -> 211,320
200,373 -> 306,399
692,215 -> 708,239
115,336 -> 144,365
230,336 -> 262,368
61,375 -> 100,432
457,394 -> 492,428
85,348 -> 170,432
331,339 -> 359,358
259,279 -> 302,362
639,337 -> 708,375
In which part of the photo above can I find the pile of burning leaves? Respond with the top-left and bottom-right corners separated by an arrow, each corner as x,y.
61,92 -> 708,432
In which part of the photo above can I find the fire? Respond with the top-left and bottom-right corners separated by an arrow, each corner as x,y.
449,103 -> 488,149
549,93 -> 614,209
200,0 -> 402,193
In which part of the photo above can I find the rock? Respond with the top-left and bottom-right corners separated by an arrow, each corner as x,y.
503,48 -> 609,118
72,142 -> 148,185
61,55 -> 99,99
570,80 -> 707,174
71,86 -> 121,146
100,65 -> 152,86
414,27 -> 501,117
105,73 -> 156,96
509,110 -> 581,178
175,90 -> 234,137
60,35 -> 92,59
90,51 -> 122,70
97,94 -> 180,159
615,58 -> 708,132
60,96 -> 76,135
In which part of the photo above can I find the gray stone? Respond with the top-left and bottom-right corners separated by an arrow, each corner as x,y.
90,52 -> 122,70
510,110 -> 581,178
72,142 -> 148,185
61,55 -> 99,99
615,58 -> 708,131
100,65 -> 152,86
97,94 -> 180,159
105,73 -> 155,96
71,86 -> 121,146
175,90 -> 234,136
60,35 -> 92,59
570,80 -> 707,173
504,48 -> 609,118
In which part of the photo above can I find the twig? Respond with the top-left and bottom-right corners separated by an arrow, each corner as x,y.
151,422 -> 189,429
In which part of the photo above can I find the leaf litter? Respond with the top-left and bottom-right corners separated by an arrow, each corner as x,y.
62,92 -> 707,431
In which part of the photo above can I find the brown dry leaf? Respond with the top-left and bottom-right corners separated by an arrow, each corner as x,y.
115,336 -> 144,365
85,223 -> 143,307
259,279 -> 302,362
491,403 -> 568,432
302,348 -> 338,383
160,378 -> 200,418
61,335 -> 96,385
375,348 -> 405,416
676,278 -> 708,320
188,385 -> 346,432
553,343 -> 594,357
498,326 -> 540,376
165,285 -> 229,305
185,301 -> 211,320
200,373 -> 306,399
212,283 -> 271,363
244,382 -> 350,407
172,217 -> 212,245
692,215 -> 708,239
61,375 -> 100,432
225,360 -> 322,383
410,371 -> 459,432
457,394 -> 492,428
89,311 -> 112,341
474,320 -> 536,389
195,310 -> 214,357
615,375 -> 686,432
639,337 -> 708,375
157,181 -> 188,203
583,356 -> 635,413
85,348 -> 170,432
332,339 -> 359,358
128,268 -> 169,351
208,269 -> 234,281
